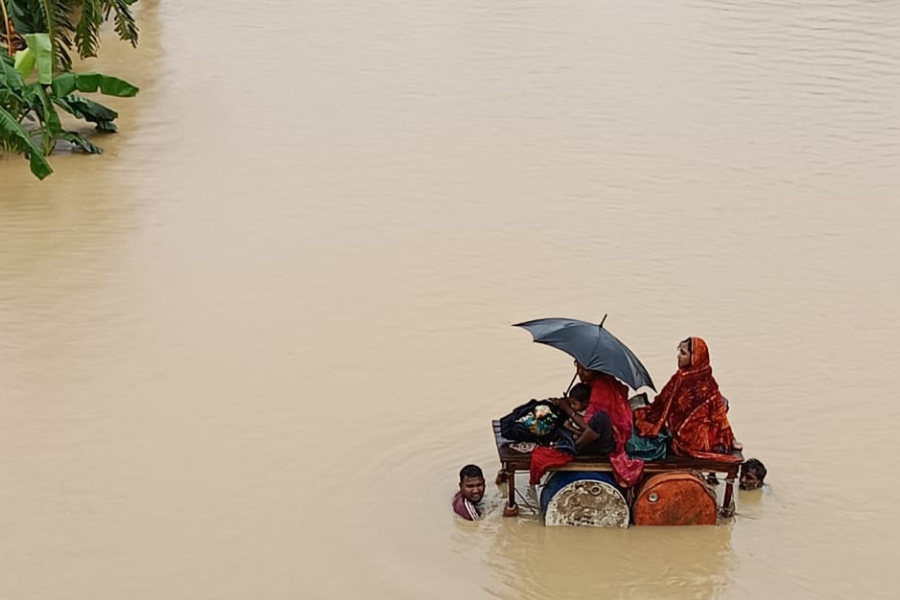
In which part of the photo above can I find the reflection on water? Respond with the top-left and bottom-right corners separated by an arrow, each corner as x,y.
2,1 -> 900,599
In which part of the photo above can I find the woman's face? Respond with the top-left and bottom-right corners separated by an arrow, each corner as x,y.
677,342 -> 692,369
575,362 -> 595,383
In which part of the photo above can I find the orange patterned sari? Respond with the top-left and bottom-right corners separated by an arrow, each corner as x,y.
634,337 -> 740,462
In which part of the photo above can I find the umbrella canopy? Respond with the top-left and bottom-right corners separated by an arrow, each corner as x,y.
514,317 -> 656,391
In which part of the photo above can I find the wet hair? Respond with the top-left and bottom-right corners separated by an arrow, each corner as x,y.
569,383 -> 591,404
459,464 -> 484,482
742,458 -> 767,482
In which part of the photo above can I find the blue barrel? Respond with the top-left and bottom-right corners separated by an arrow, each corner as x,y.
540,471 -> 630,527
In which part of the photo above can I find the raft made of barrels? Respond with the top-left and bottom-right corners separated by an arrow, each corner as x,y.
540,471 -> 630,528
633,471 -> 718,526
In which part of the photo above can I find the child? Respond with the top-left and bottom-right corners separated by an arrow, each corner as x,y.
559,383 -> 592,435
453,464 -> 485,521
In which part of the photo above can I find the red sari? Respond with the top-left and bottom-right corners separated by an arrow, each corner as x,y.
634,337 -> 740,462
530,372 -> 644,487
585,373 -> 644,487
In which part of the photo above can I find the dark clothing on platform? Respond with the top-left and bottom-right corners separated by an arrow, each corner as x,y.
499,399 -> 566,444
579,411 -> 616,456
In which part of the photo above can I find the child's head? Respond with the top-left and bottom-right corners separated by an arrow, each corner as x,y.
568,383 -> 592,412
458,464 -> 485,503
740,458 -> 767,490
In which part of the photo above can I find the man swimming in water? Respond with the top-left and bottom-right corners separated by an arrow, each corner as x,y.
453,464 -> 485,521
740,458 -> 767,490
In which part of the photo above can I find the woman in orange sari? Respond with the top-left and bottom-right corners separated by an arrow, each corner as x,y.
635,337 -> 740,462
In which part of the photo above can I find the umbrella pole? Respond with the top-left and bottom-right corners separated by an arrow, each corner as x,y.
564,372 -> 578,397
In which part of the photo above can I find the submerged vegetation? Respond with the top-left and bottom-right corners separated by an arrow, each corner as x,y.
0,0 -> 140,179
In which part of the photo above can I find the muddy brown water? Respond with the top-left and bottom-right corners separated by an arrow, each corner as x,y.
2,1 -> 899,599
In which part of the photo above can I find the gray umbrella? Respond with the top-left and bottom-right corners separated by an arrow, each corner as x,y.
514,316 -> 656,391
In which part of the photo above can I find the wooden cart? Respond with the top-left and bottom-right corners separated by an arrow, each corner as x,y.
493,420 -> 743,518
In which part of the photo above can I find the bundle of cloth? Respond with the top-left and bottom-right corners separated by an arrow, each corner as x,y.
498,399 -> 576,454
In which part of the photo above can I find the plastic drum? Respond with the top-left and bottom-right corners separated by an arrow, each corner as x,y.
633,471 -> 718,526
540,471 -> 630,527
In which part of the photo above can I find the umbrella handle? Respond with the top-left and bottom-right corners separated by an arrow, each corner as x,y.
564,372 -> 578,397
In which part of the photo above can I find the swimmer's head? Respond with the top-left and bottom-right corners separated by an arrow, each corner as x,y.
740,459 -> 767,490
459,464 -> 485,503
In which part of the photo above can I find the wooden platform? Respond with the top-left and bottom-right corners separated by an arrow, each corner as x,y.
493,420 -> 743,518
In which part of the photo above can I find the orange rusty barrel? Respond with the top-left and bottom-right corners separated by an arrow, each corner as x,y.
633,471 -> 718,526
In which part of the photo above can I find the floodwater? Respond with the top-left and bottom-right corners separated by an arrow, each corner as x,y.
1,1 -> 898,599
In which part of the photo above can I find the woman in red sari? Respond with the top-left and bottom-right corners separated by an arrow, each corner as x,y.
635,337 -> 740,462
530,361 -> 645,487
575,362 -> 644,487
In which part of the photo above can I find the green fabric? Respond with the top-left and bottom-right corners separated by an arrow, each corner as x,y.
626,430 -> 670,461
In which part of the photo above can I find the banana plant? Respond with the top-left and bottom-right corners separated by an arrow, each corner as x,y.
0,57 -> 52,178
0,32 -> 138,179
2,0 -> 139,71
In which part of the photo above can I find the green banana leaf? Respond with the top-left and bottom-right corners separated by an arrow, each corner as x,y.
52,72 -> 139,98
24,84 -> 62,153
1,55 -> 26,93
14,48 -> 36,80
59,131 -> 102,154
24,34 -> 53,85
0,104 -> 53,179
53,94 -> 118,131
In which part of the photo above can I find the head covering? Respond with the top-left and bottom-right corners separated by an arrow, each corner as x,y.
679,336 -> 710,372
688,337 -> 710,371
